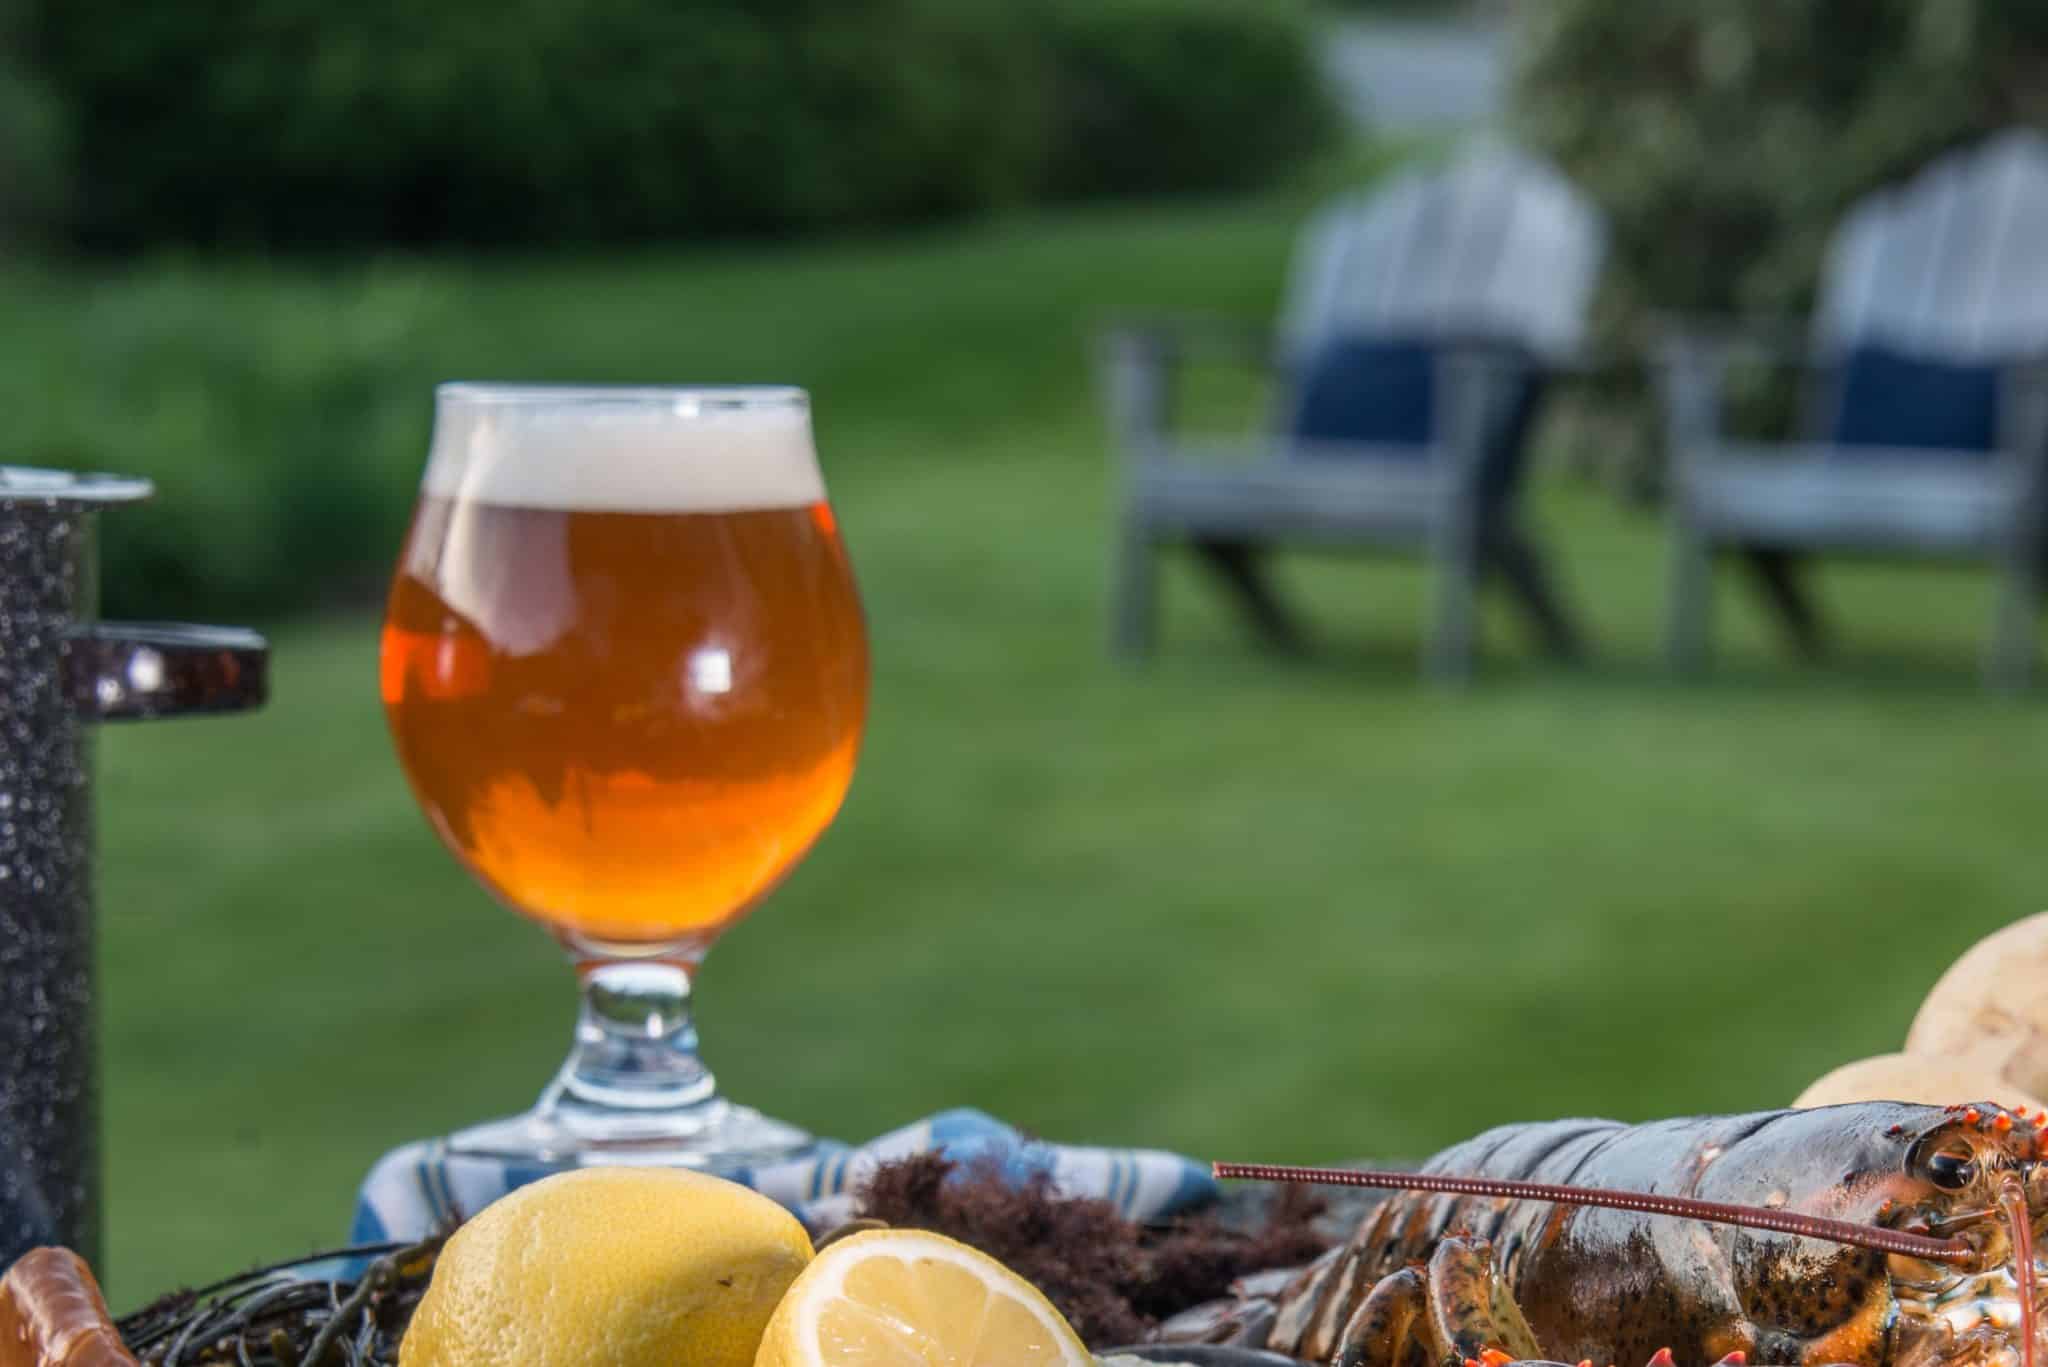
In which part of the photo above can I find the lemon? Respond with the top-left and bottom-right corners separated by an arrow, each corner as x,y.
399,1166 -> 813,1367
753,1228 -> 1093,1367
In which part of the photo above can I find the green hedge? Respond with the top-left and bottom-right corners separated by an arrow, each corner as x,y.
1039,0 -> 1340,201
27,0 -> 1048,248
0,0 -> 63,244
5,267 -> 434,618
21,0 -> 1334,250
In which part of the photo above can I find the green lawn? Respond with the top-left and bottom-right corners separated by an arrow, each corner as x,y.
50,183 -> 2048,1305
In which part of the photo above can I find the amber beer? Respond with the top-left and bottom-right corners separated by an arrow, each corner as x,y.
380,391 -> 867,945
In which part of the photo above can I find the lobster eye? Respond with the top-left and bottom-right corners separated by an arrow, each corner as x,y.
1928,1151 -> 1978,1189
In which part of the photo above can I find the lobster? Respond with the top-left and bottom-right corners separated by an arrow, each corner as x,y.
1165,1100 -> 2048,1367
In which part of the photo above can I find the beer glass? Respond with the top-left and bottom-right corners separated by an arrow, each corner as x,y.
380,385 -> 867,1165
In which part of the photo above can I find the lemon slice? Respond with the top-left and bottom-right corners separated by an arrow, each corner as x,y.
754,1228 -> 1094,1367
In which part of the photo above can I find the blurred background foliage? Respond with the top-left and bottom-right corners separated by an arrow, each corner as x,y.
1037,0 -> 1339,200
21,0 -> 1334,250
0,0 -> 66,244
1511,0 -> 2048,489
1515,0 -> 2048,343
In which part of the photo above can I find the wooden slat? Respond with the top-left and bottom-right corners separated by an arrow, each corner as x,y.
1682,445 -> 2024,555
1815,129 -> 2048,362
1132,443 -> 1444,544
1275,146 -> 1605,367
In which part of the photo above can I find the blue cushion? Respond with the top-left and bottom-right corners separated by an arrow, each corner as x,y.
1829,343 -> 1999,455
1288,335 -> 1436,450
1285,334 -> 1544,500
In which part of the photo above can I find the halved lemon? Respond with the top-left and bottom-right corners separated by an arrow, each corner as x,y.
753,1228 -> 1094,1367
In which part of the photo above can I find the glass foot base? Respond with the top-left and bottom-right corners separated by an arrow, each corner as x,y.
445,1098 -> 817,1173
443,947 -> 818,1175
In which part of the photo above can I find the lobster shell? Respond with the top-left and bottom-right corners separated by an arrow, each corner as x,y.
0,1249 -> 136,1367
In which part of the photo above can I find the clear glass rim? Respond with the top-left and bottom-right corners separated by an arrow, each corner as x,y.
435,383 -> 808,413
0,466 -> 154,504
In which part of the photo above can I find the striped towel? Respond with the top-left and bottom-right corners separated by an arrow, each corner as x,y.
350,1108 -> 1217,1244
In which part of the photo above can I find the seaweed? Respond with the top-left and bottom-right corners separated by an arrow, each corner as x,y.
115,1238 -> 445,1367
852,1151 -> 1333,1347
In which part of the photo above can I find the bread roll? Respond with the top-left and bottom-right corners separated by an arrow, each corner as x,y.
1906,911 -> 2048,1101
1792,1050 -> 2046,1112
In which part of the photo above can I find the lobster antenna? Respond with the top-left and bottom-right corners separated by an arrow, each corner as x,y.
1212,1163 -> 1976,1266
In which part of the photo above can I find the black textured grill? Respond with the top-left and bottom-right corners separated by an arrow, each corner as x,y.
0,499 -> 100,1267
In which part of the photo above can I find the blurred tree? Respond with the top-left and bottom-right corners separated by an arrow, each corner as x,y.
1513,1 -> 2048,489
1516,0 -> 2048,338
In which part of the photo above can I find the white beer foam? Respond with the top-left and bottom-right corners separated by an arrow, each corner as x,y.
425,390 -> 825,512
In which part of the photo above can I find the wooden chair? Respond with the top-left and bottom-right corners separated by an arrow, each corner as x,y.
1657,128 -> 2048,689
1097,144 -> 1608,683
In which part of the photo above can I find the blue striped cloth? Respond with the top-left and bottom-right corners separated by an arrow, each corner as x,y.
350,1108 -> 1217,1244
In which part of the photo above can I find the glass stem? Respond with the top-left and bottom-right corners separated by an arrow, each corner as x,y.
447,936 -> 813,1164
537,953 -> 724,1133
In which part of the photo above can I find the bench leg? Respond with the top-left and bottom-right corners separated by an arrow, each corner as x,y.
1110,516 -> 1159,660
1741,547 -> 1828,658
1191,538 -> 1308,654
1665,519 -> 1713,675
1427,516 -> 1480,686
1987,539 -> 2041,692
1484,524 -> 1585,662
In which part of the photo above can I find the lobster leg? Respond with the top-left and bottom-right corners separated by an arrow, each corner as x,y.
1426,1236 -> 1543,1365
1334,1236 -> 1544,1367
1332,1266 -> 1431,1367
1148,1255 -> 1328,1348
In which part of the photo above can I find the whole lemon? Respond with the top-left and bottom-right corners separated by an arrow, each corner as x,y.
398,1166 -> 812,1367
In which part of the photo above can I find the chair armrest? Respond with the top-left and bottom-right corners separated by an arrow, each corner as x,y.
1094,317 -> 1281,459
1646,316 -> 1823,473
1097,314 -> 1279,366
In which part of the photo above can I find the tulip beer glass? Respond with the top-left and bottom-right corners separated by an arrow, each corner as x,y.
381,385 -> 867,1164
